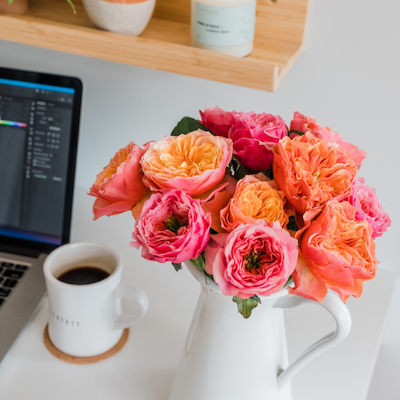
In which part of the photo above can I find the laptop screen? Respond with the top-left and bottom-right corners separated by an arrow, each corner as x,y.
0,68 -> 82,254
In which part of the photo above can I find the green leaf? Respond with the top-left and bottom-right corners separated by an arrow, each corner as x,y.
228,156 -> 249,180
190,253 -> 214,280
284,275 -> 293,287
172,262 -> 182,272
252,294 -> 261,303
233,295 -> 261,319
287,216 -> 299,232
287,129 -> 305,137
171,117 -> 214,137
190,255 -> 205,272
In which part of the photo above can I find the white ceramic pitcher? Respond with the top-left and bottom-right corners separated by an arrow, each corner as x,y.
168,261 -> 351,400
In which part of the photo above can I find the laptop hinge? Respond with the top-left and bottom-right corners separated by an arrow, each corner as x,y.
0,243 -> 41,258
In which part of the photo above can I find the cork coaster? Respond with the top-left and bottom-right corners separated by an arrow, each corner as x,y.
43,324 -> 129,364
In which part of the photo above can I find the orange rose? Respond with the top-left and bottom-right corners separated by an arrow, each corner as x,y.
273,133 -> 357,214
290,112 -> 366,168
220,174 -> 288,232
288,201 -> 378,302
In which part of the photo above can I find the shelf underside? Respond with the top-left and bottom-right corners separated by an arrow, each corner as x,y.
0,0 -> 309,91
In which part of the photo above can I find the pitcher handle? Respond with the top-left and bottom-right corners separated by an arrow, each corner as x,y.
273,291 -> 351,389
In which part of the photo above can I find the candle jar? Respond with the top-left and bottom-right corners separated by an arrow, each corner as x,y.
191,0 -> 257,57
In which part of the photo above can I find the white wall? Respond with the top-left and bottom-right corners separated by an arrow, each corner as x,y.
0,0 -> 399,270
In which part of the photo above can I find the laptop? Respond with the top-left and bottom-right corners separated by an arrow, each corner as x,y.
0,67 -> 82,362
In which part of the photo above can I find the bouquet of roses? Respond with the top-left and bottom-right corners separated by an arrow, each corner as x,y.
89,107 -> 391,318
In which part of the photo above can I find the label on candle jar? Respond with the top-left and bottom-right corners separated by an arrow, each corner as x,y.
193,1 -> 256,47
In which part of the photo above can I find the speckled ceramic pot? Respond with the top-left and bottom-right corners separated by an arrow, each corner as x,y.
82,0 -> 155,36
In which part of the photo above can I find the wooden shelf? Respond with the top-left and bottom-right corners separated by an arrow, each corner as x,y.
0,0 -> 309,91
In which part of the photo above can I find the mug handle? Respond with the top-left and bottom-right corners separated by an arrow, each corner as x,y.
112,282 -> 149,330
273,291 -> 351,389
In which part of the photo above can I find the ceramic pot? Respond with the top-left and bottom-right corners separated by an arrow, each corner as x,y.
0,0 -> 28,15
168,261 -> 352,400
82,0 -> 155,36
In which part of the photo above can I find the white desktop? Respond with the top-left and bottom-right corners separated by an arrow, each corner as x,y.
0,187 -> 395,400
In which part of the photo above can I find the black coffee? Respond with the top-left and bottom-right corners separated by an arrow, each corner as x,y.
57,266 -> 110,285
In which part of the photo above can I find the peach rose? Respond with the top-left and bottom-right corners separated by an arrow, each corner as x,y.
273,133 -> 357,215
288,201 -> 378,302
290,112 -> 366,168
141,130 -> 233,196
89,142 -> 150,220
220,174 -> 288,232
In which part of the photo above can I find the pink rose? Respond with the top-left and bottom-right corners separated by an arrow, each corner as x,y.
140,130 -> 233,196
131,189 -> 211,263
229,112 -> 288,171
204,221 -> 298,299
290,112 -> 366,168
345,177 -> 391,238
199,106 -> 235,137
89,142 -> 150,220
200,107 -> 287,172
289,201 -> 378,302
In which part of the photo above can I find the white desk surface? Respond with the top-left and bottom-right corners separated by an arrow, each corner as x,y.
366,275 -> 400,400
0,187 -> 396,400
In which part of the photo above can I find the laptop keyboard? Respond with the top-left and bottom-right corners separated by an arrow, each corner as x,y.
0,259 -> 30,307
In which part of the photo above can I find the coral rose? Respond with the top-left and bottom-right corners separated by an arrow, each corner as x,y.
289,201 -> 378,302
204,221 -> 298,299
131,189 -> 211,263
346,177 -> 391,239
140,130 -> 233,196
89,142 -> 150,220
220,174 -> 288,232
200,107 -> 287,171
290,112 -> 366,168
273,133 -> 357,214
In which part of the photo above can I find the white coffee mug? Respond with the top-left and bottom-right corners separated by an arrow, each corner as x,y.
43,242 -> 149,357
